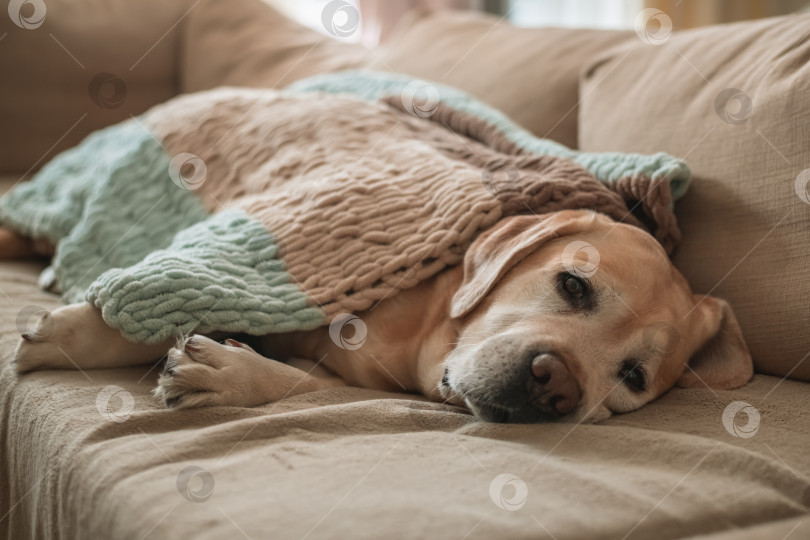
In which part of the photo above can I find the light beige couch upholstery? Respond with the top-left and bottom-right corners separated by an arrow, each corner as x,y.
2,2 -> 809,539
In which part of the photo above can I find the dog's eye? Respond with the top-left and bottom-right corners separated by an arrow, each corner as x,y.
618,361 -> 646,393
562,274 -> 586,298
556,272 -> 595,311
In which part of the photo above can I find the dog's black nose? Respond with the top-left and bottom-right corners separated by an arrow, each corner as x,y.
530,353 -> 581,415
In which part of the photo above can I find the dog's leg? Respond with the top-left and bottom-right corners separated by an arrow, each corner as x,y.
13,302 -> 173,373
154,335 -> 346,409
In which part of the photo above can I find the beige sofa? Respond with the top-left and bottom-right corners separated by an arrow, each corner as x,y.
1,1 -> 809,538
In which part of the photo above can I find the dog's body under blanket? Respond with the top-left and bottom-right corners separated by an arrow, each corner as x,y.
0,72 -> 690,344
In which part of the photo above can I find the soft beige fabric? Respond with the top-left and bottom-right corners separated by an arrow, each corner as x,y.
180,0 -> 373,93
1,178 -> 809,538
374,10 -> 634,149
578,14 -> 810,381
2,262 -> 809,539
0,0 -> 190,174
691,515 -> 809,540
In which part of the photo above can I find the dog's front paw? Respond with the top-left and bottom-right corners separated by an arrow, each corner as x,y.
154,335 -> 256,409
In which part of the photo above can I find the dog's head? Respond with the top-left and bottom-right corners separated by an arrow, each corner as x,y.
442,210 -> 752,423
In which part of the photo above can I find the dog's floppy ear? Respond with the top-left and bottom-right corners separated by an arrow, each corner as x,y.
450,211 -> 593,319
677,295 -> 753,390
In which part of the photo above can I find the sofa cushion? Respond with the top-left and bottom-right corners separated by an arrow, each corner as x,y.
180,0 -> 373,92
0,0 -> 190,174
374,10 -> 634,148
578,14 -> 810,380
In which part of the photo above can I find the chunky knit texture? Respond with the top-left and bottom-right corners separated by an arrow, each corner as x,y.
87,210 -> 324,342
0,73 -> 690,343
0,121 -> 211,303
289,71 -> 692,201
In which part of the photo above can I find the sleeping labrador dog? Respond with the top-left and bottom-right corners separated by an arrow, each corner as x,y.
2,210 -> 752,423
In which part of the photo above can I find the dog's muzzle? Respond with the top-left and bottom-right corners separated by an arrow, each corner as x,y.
459,350 -> 582,423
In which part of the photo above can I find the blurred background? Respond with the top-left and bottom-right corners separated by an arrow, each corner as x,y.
269,0 -> 810,44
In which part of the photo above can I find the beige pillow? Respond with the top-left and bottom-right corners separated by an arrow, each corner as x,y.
181,0 -> 373,92
374,10 -> 633,149
579,14 -> 810,380
0,0 -> 188,174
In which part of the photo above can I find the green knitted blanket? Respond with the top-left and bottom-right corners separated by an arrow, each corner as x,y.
0,71 -> 690,344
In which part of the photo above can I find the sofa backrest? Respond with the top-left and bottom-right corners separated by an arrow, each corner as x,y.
0,0 -> 191,173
